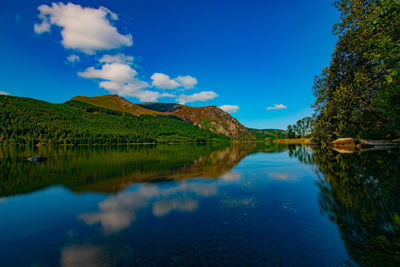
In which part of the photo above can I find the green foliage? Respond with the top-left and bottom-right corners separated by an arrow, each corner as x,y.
201,119 -> 217,131
0,96 -> 229,145
312,0 -> 400,144
286,117 -> 313,138
246,128 -> 287,141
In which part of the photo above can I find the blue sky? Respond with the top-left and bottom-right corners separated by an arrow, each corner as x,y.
1,0 -> 338,129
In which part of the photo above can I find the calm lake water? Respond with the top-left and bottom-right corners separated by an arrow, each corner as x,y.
0,143 -> 399,266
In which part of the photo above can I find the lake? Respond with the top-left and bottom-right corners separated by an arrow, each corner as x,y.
0,143 -> 399,266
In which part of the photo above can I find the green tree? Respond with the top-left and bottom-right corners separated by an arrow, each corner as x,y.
312,0 -> 400,144
287,117 -> 313,138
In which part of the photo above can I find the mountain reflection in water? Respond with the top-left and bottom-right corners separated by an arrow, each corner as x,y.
0,143 -> 399,266
0,143 -> 286,197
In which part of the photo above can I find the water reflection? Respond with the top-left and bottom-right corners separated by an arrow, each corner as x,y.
79,182 -> 217,234
61,245 -> 106,267
3,143 -> 398,265
290,145 -> 400,265
0,143 -> 286,197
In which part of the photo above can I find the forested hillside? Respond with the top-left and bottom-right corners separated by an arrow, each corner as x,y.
246,128 -> 287,141
72,95 -> 253,139
0,95 -> 229,145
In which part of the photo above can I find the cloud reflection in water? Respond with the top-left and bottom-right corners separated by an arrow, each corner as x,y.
79,181 -> 217,234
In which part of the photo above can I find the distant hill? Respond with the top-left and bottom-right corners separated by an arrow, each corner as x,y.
247,128 -> 287,141
0,95 -> 229,145
0,94 -> 288,145
72,95 -> 253,140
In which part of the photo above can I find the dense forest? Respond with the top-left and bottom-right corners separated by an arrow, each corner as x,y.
0,95 -> 229,145
311,0 -> 400,144
246,128 -> 287,141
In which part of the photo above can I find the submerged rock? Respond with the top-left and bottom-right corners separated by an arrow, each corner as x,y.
28,155 -> 48,163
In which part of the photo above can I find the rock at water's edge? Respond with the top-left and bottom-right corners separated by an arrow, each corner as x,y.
28,155 -> 48,163
329,138 -> 399,149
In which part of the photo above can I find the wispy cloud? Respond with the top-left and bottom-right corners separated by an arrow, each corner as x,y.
99,54 -> 134,65
0,91 -> 10,95
66,54 -> 80,63
266,104 -> 287,110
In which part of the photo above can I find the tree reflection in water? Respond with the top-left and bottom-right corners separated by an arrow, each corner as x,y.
290,145 -> 400,265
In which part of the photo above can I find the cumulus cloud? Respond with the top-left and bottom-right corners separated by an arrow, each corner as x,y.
78,63 -> 176,102
151,73 -> 180,89
66,54 -> 80,63
0,91 -> 10,95
33,3 -> 214,104
34,2 -> 132,54
178,91 -> 218,105
266,104 -> 287,110
151,73 -> 198,90
78,63 -> 137,83
175,75 -> 198,89
99,54 -> 133,64
219,105 -> 239,113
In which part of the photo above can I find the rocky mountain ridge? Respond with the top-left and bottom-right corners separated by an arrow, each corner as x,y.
71,95 -> 253,139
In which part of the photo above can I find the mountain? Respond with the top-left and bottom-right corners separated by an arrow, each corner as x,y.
247,128 -> 287,141
0,95 -> 228,145
71,95 -> 253,139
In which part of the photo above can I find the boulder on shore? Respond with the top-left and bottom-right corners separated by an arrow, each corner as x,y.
329,138 -> 399,151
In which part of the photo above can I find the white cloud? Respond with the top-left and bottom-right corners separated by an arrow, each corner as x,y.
79,63 -> 176,102
151,73 -> 179,89
219,105 -> 239,113
151,73 -> 198,90
78,63 -> 137,83
99,54 -> 133,65
33,3 -> 213,103
0,91 -> 10,95
66,54 -> 80,63
266,104 -> 287,110
98,77 -> 167,102
175,75 -> 198,89
178,91 -> 218,104
34,3 -> 132,54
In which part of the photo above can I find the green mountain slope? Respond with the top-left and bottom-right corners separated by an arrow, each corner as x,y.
247,128 -> 287,141
72,95 -> 253,139
0,95 -> 229,145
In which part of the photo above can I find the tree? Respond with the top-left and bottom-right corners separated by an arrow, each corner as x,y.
287,125 -> 296,139
312,0 -> 400,144
287,117 -> 313,138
